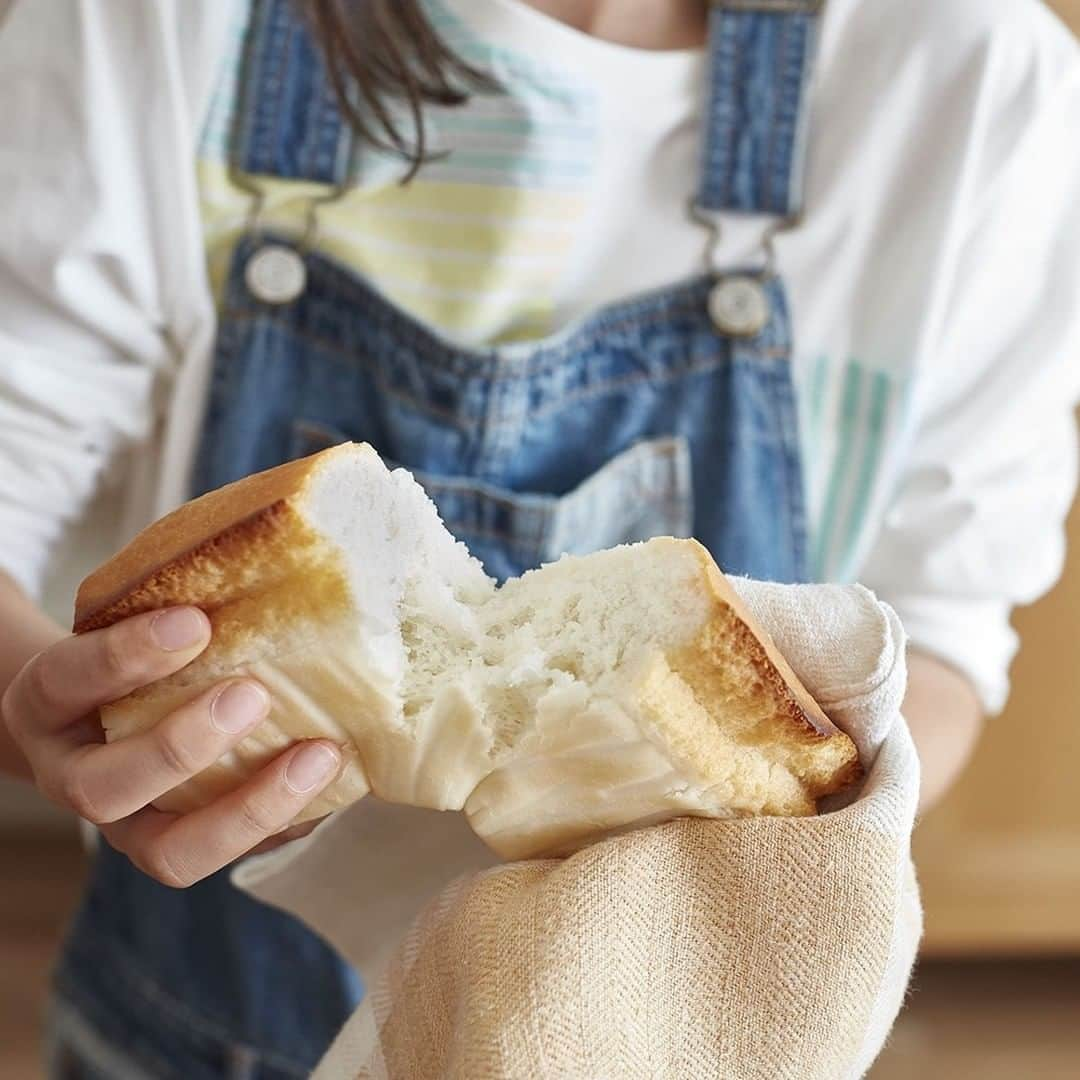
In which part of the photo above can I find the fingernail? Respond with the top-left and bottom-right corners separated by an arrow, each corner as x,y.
211,682 -> 269,734
151,608 -> 208,652
284,744 -> 340,794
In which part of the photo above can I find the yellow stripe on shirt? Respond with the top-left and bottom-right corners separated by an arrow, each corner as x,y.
197,162 -> 588,344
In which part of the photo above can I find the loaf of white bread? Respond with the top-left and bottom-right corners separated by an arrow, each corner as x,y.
75,443 -> 860,859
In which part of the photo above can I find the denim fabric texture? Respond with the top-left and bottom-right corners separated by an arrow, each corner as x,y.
195,236 -> 806,584
50,0 -> 821,1075
232,0 -> 353,184
698,2 -> 821,216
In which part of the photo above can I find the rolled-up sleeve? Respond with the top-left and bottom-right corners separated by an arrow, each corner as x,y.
0,0 -> 204,597
860,19 -> 1080,713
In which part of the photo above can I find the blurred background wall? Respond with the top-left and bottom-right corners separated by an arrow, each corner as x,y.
906,1 -> 1080,955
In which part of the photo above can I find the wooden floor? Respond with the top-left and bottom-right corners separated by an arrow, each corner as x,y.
1,831 -> 88,1080
869,957 -> 1080,1080
3,831 -> 1080,1079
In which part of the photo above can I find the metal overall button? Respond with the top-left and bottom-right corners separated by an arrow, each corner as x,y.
229,156 -> 353,306
244,244 -> 308,305
707,275 -> 771,337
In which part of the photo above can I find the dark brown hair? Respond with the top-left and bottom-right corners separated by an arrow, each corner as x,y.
300,0 -> 497,179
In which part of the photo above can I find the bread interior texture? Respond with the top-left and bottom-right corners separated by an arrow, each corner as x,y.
305,452 -> 856,856
94,445 -> 858,859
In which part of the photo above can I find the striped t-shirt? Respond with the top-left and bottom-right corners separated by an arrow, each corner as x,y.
198,0 -> 712,346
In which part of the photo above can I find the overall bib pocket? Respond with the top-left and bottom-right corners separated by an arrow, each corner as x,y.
290,420 -> 694,580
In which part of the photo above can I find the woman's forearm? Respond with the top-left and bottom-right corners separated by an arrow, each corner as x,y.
903,650 -> 984,814
0,571 -> 66,781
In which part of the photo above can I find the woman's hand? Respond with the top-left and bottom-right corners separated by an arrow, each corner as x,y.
0,606 -> 341,887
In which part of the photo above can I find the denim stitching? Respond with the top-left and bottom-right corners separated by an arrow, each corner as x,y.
223,300 -> 717,376
244,3 -> 273,174
701,11 -> 719,207
302,33 -> 325,179
792,11 -> 823,216
523,353 -> 786,422
269,4 -> 295,176
450,493 -> 692,547
721,15 -> 742,209
418,466 -> 686,509
773,14 -> 808,214
702,7 -> 741,211
292,416 -> 692,546
700,9 -> 818,215
292,420 -> 690,539
435,479 -> 691,545
225,235 -> 744,372
304,28 -> 342,181
220,319 -> 478,428
227,5 -> 259,178
223,311 -> 792,422
241,2 -> 268,173
760,284 -> 808,579
789,18 -> 809,210
764,15 -> 789,213
248,1 -> 293,177
300,19 -> 322,178
223,256 -> 786,375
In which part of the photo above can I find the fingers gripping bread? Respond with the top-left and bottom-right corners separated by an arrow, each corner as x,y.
75,443 -> 860,859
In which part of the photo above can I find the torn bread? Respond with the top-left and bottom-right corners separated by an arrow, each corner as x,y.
75,442 -> 860,859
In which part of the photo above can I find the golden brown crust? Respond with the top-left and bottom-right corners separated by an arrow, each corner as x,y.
74,443 -> 361,633
687,541 -> 839,735
74,453 -> 860,837
686,539 -> 862,798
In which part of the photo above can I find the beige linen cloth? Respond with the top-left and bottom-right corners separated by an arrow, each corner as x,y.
235,580 -> 921,1080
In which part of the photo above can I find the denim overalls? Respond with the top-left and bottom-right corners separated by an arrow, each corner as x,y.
49,2 -> 824,1076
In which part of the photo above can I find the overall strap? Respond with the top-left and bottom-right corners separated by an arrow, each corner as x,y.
231,0 -> 824,215
698,0 -> 826,218
231,0 -> 352,182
